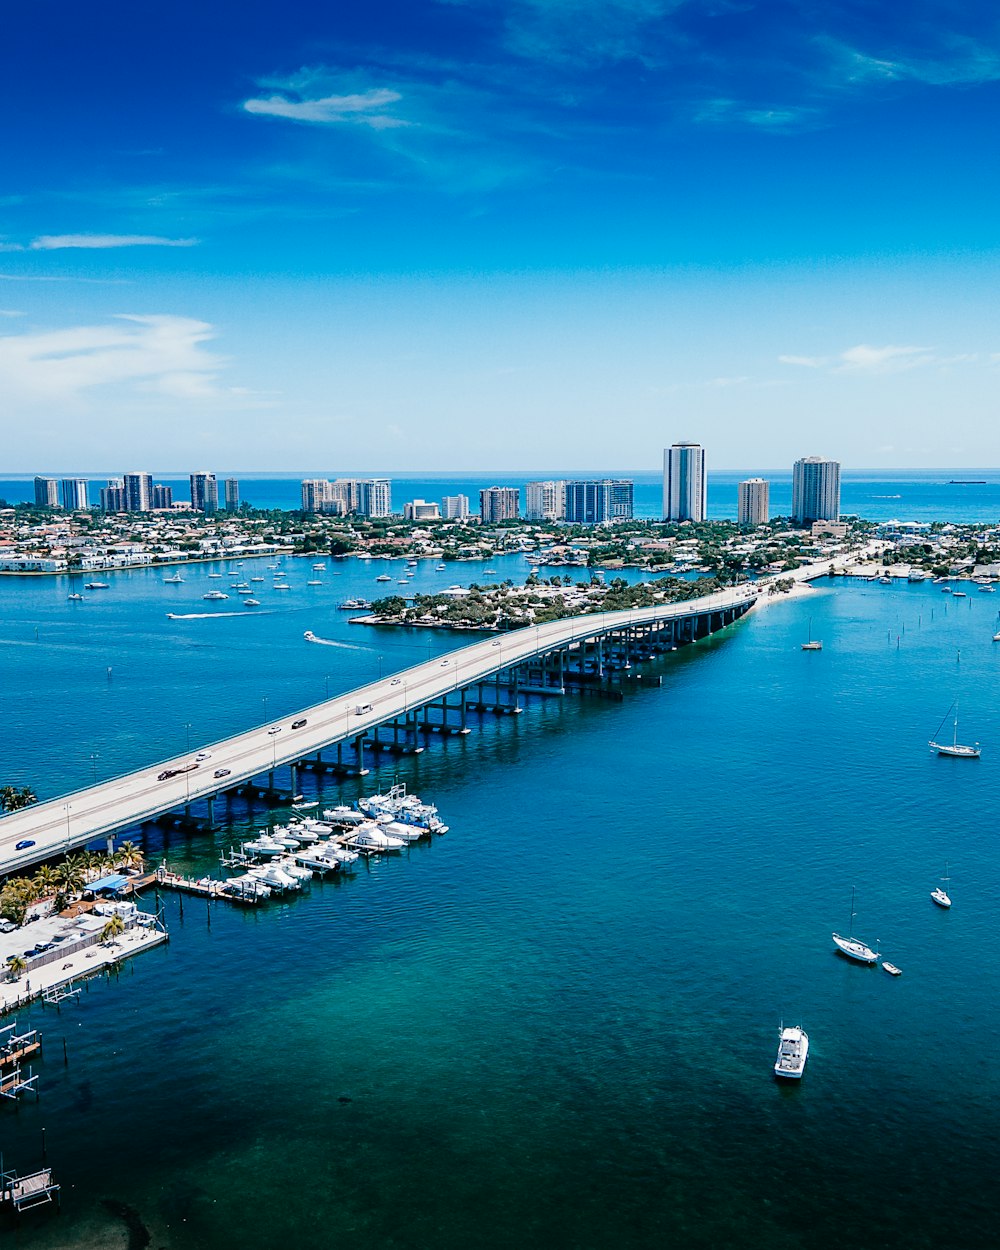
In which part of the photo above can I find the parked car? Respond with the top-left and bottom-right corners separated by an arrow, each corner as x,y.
15,839 -> 35,850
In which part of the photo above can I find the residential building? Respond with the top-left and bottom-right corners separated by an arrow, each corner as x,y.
151,484 -> 174,510
563,479 -> 634,524
479,486 -> 520,523
357,478 -> 392,517
33,476 -> 59,508
60,478 -> 89,511
190,471 -> 219,513
224,478 -> 240,511
663,442 -> 706,522
403,499 -> 441,521
123,472 -> 152,513
737,478 -> 770,526
792,457 -> 841,526
300,479 -> 330,513
100,479 -> 127,512
442,494 -> 470,520
525,480 -> 566,521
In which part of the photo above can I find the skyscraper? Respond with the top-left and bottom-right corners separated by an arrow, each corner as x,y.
300,479 -> 330,513
33,476 -> 59,507
60,478 -> 89,510
525,480 -> 566,521
123,472 -> 152,512
152,484 -> 174,510
737,478 -> 769,526
224,478 -> 240,511
190,471 -> 219,512
663,442 -> 706,522
441,494 -> 470,519
100,479 -> 127,512
479,486 -> 520,523
563,479 -> 634,524
357,478 -> 392,517
792,457 -> 840,526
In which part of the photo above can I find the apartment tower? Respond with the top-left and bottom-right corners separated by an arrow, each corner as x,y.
737,478 -> 770,526
663,442 -> 706,522
791,457 -> 841,526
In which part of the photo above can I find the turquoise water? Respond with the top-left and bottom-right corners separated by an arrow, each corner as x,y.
2,562 -> 1000,1247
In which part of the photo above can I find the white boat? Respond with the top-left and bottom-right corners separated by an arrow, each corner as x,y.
84,581 -> 110,589
435,564 -> 446,571
907,570 -> 928,582
292,800 -> 318,810
249,864 -> 300,890
978,584 -> 995,593
163,573 -> 184,583
313,563 -> 326,570
307,579 -> 323,585
276,858 -> 313,882
208,572 -> 223,578
250,576 -> 265,582
243,598 -> 261,606
375,574 -> 392,582
929,704 -> 980,758
931,863 -> 952,909
773,1025 -> 809,1079
203,591 -> 229,600
832,888 -> 879,964
274,583 -> 291,591
348,823 -> 407,852
323,806 -> 365,825
338,598 -> 372,610
68,593 -> 83,601
801,618 -> 822,651
882,962 -> 902,977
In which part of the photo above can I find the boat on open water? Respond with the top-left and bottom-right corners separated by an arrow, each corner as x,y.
929,704 -> 980,758
832,887 -> 879,964
774,1025 -> 809,1078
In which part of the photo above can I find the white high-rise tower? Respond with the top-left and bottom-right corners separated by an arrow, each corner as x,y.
791,457 -> 840,526
663,442 -> 706,522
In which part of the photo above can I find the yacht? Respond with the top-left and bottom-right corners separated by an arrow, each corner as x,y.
929,705 -> 980,758
348,824 -> 407,852
931,864 -> 952,909
274,583 -> 291,591
832,888 -> 879,963
248,864 -> 300,891
203,591 -> 229,600
338,598 -> 372,610
84,581 -> 110,589
243,598 -> 261,606
323,805 -> 365,825
952,590 -> 968,598
980,584 -> 996,593
375,573 -> 392,582
773,1026 -> 809,1079
163,572 -> 184,583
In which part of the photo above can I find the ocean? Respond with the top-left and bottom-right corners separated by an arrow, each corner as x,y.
1,545 -> 999,1247
4,468 -> 1000,523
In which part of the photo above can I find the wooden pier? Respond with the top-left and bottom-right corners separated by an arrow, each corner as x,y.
0,1023 -> 42,1070
1,1166 -> 60,1214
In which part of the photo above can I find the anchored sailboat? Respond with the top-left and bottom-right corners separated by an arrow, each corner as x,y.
929,703 -> 981,758
832,887 -> 879,964
801,618 -> 822,651
931,863 -> 952,909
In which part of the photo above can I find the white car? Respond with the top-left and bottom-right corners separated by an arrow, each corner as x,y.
440,659 -> 449,666
390,678 -> 401,686
195,751 -> 212,761
267,726 -> 281,736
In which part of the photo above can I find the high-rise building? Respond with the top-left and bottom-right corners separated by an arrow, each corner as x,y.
791,457 -> 840,526
663,442 -> 706,522
358,478 -> 392,518
224,478 -> 240,511
123,472 -> 152,512
190,471 -> 219,513
100,479 -> 127,512
563,479 -> 635,524
403,499 -> 440,521
441,494 -> 470,520
525,480 -> 566,521
60,478 -> 89,510
300,479 -> 330,513
479,486 -> 520,523
737,478 -> 770,526
152,484 -> 174,510
33,476 -> 59,508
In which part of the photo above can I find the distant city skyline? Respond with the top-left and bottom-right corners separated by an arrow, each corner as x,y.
2,3 -> 999,469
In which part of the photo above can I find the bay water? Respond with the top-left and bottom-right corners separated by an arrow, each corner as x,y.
1,551 -> 999,1247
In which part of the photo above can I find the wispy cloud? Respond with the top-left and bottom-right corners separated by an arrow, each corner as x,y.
0,314 -> 230,402
243,84 -> 408,129
780,344 -> 980,374
29,234 -> 199,250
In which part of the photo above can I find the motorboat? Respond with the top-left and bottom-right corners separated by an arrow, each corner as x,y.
773,1026 -> 809,1079
248,864 -> 300,891
84,581 -> 110,589
203,591 -> 229,600
276,858 -> 313,883
952,590 -> 968,598
225,875 -> 272,900
208,572 -> 223,578
251,576 -> 265,582
931,864 -> 952,909
163,573 -> 185,583
312,563 -> 326,570
324,806 -> 365,825
435,564 -> 446,571
832,888 -> 879,963
375,574 -> 392,582
274,583 -> 291,591
243,598 -> 261,606
292,800 -> 318,810
929,704 -> 980,758
68,592 -> 84,601
882,962 -> 902,977
308,580 -> 323,585
339,598 -> 372,610
348,824 -> 407,852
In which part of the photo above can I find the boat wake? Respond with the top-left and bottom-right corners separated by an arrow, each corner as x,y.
303,630 -> 369,651
166,611 -> 263,620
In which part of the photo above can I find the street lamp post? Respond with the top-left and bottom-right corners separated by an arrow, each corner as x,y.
90,752 -> 99,784
325,675 -> 330,699
262,695 -> 269,724
185,723 -> 192,752
64,803 -> 71,853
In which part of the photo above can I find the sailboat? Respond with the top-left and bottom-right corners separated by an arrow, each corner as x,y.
832,887 -> 879,963
931,863 -> 952,909
801,618 -> 822,651
928,703 -> 981,758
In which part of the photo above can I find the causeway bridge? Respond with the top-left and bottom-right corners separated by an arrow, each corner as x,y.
0,586 -> 760,875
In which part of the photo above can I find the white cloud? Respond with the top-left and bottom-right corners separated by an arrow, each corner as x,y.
778,353 -> 828,368
243,86 -> 408,130
29,234 -> 198,250
0,314 -> 226,403
780,344 -> 968,374
0,308 -> 24,317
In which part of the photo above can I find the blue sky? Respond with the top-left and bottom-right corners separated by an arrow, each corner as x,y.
2,0 -> 999,472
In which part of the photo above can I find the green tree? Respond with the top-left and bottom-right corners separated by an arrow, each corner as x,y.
6,955 -> 27,982
100,913 -> 126,944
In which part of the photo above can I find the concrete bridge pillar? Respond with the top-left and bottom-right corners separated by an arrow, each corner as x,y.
355,735 -> 366,772
207,796 -> 215,827
106,835 -> 115,856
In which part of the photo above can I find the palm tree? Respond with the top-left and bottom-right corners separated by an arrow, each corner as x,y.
115,841 -> 143,872
33,865 -> 57,898
0,786 -> 37,812
6,955 -> 27,982
54,856 -> 86,896
100,914 -> 126,944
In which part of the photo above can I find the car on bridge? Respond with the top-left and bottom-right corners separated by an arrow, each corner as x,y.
292,718 -> 307,729
195,751 -> 212,761
158,763 -> 199,781
214,768 -> 232,779
15,839 -> 35,851
354,704 -> 373,715
267,726 -> 281,735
